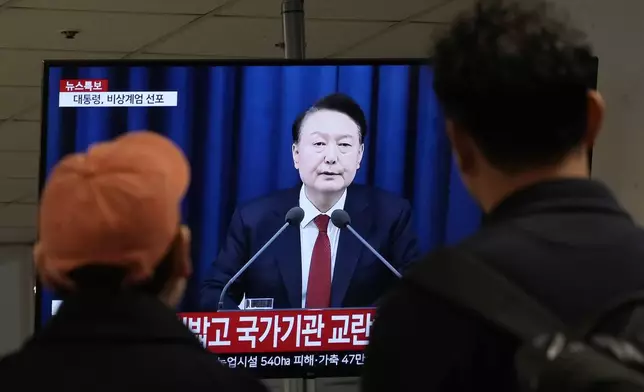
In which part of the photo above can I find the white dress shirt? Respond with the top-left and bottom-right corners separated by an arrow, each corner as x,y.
299,185 -> 346,308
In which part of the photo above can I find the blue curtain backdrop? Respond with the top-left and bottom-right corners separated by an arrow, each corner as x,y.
40,63 -> 481,324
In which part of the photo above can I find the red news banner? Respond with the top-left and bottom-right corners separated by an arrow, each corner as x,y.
178,308 -> 375,354
60,79 -> 109,92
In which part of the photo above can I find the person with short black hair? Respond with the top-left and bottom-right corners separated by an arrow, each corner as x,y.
361,1 -> 644,391
291,93 -> 369,144
432,0 -> 597,176
0,131 -> 268,392
201,93 -> 419,311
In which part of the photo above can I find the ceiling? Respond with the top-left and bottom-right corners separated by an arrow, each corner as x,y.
0,0 -> 475,243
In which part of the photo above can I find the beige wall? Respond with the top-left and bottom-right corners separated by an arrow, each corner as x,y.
0,1 -> 642,391
0,245 -> 34,355
567,0 -> 644,220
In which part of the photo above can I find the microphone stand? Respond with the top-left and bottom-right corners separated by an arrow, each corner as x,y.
346,225 -> 403,278
217,222 -> 290,310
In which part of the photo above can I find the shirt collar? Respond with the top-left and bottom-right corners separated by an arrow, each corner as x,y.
299,185 -> 347,228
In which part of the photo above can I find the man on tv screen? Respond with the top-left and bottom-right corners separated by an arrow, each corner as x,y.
200,93 -> 420,310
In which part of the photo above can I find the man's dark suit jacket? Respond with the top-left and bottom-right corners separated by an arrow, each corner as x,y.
200,184 -> 420,310
0,292 -> 268,392
362,179 -> 644,392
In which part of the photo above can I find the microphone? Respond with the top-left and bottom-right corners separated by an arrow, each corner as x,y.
331,209 -> 402,279
218,206 -> 305,310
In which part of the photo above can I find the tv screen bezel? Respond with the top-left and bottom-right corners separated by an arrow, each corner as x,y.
35,56 -> 599,379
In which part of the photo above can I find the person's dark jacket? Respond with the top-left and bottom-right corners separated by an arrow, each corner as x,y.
0,291 -> 269,392
362,179 -> 644,392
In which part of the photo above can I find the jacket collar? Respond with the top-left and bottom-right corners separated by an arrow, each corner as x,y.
485,179 -> 630,225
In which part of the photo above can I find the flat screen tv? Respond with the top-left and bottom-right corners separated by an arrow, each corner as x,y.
37,59 -> 484,378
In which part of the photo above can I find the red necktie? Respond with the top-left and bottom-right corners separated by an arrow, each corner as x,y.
305,214 -> 331,308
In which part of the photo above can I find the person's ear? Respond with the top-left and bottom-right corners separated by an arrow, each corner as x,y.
357,143 -> 364,170
174,225 -> 192,279
158,226 -> 192,308
163,225 -> 192,281
446,120 -> 477,175
292,143 -> 300,169
585,90 -> 605,148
